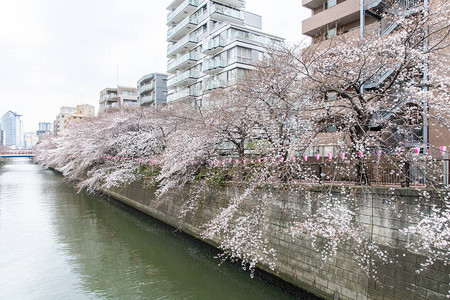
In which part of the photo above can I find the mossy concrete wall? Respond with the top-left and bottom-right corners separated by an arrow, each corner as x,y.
103,182 -> 449,300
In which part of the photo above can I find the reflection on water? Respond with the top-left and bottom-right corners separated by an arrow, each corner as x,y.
0,159 -> 295,299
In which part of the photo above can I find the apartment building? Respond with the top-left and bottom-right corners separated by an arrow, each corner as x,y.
98,86 -> 138,113
166,0 -> 284,104
54,105 -> 96,135
54,106 -> 77,135
302,0 -> 394,43
64,104 -> 96,128
137,73 -> 168,107
301,0 -> 449,157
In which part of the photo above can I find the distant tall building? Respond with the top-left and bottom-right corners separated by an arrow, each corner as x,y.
98,86 -> 138,113
37,122 -> 53,140
137,73 -> 168,107
38,122 -> 53,132
0,111 -> 23,148
166,0 -> 284,104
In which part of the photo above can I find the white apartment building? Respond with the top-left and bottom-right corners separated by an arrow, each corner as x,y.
98,86 -> 138,113
166,0 -> 284,104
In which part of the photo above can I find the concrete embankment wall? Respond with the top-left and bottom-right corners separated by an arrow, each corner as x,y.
103,182 -> 449,300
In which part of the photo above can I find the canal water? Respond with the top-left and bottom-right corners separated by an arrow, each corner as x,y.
0,159 -> 296,299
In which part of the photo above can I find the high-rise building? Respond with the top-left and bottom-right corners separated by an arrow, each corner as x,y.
0,111 -> 23,148
137,73 -> 168,107
98,86 -> 138,113
166,0 -> 284,104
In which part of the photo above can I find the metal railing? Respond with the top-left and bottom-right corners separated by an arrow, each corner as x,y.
167,0 -> 198,24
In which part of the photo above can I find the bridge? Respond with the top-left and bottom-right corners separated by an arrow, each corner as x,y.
0,151 -> 35,158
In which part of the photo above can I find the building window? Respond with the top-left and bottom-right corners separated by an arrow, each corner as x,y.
327,0 -> 336,8
327,27 -> 336,39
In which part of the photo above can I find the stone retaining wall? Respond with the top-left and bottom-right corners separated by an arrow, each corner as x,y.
103,182 -> 449,300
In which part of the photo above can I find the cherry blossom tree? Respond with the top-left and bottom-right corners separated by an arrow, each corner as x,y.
34,0 -> 449,281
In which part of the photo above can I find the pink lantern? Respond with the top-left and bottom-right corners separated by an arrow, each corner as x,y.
328,153 -> 332,160
358,152 -> 362,158
440,146 -> 447,156
303,156 -> 308,162
291,156 -> 296,162
280,157 -> 285,163
315,154 -> 320,160
414,148 -> 420,154
340,153 -> 346,159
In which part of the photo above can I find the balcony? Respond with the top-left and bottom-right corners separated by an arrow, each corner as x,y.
167,0 -> 184,11
167,88 -> 196,102
302,0 -> 360,37
167,34 -> 198,57
203,59 -> 226,75
210,3 -> 244,25
106,93 -> 118,100
139,82 -> 155,93
167,0 -> 198,26
167,52 -> 200,73
167,69 -> 200,88
203,38 -> 226,56
213,0 -> 245,8
205,79 -> 225,90
302,0 -> 325,9
167,16 -> 198,42
140,94 -> 156,105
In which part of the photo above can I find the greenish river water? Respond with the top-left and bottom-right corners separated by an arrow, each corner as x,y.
0,159 -> 298,299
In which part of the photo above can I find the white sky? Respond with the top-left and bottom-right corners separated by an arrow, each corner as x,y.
0,0 -> 309,132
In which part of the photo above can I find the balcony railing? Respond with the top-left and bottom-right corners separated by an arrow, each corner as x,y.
167,16 -> 198,41
106,93 -> 118,99
203,38 -> 226,55
139,82 -> 155,93
206,79 -> 225,90
167,52 -> 200,73
140,95 -> 155,104
210,3 -> 243,22
167,0 -> 198,25
167,88 -> 196,102
204,59 -> 226,74
167,69 -> 200,87
167,34 -> 199,56
213,0 -> 245,8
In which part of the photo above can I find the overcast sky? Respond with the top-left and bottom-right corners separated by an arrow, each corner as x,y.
0,0 -> 309,132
